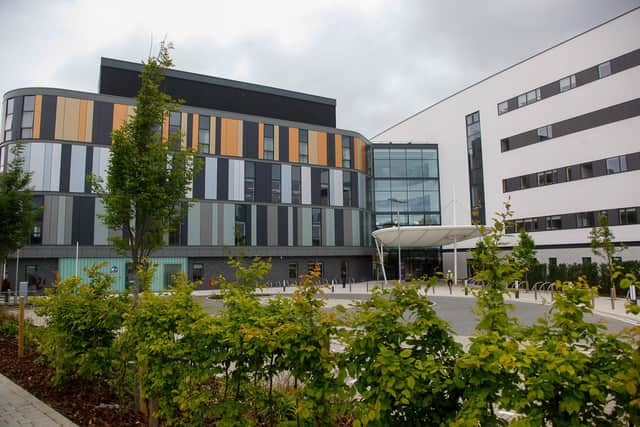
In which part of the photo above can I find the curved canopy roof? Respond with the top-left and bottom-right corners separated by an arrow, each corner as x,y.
371,225 -> 480,247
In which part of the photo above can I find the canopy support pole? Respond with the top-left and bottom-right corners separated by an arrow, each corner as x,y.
374,238 -> 387,287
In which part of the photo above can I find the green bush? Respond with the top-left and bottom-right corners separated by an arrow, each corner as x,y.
34,264 -> 128,387
0,308 -> 18,337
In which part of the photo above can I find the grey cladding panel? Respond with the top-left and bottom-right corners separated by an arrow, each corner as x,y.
243,121 -> 259,159
255,162 -> 271,203
84,147 -> 93,192
257,205 -> 267,246
217,158 -> 228,200
279,126 -> 289,162
60,145 -> 71,193
278,206 -> 288,246
40,95 -> 57,140
71,196 -> 95,245
334,209 -> 344,246
92,101 -> 113,145
193,156 -> 205,199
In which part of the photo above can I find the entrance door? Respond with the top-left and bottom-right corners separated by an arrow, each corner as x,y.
163,264 -> 182,289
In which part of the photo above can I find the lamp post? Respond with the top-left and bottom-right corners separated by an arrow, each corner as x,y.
388,198 -> 406,282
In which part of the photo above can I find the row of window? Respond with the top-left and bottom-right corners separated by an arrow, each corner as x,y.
506,207 -> 638,234
496,47 -> 639,116
374,213 -> 441,228
503,152 -> 639,192
3,96 -> 36,141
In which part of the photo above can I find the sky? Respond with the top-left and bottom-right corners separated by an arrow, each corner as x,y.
2,0 -> 639,138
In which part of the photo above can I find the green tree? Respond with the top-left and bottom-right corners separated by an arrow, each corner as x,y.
92,42 -> 197,301
0,143 -> 38,280
589,214 -> 625,307
512,228 -> 537,288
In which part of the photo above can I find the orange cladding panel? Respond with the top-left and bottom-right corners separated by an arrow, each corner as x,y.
192,113 -> 199,151
317,132 -> 327,165
32,95 -> 42,139
335,134 -> 342,168
289,127 -> 299,162
258,123 -> 264,159
112,104 -> 129,130
221,118 -> 240,156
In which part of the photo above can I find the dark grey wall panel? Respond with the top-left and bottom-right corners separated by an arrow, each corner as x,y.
40,95 -> 57,140
540,81 -> 559,99
279,126 -> 289,162
575,66 -> 599,86
257,205 -> 268,246
243,121 -> 259,159
311,167 -> 321,205
215,117 -> 222,155
255,162 -> 271,203
217,158 -> 228,200
292,207 -> 298,246
335,209 -> 344,247
611,48 -> 640,73
60,145 -> 71,193
193,156 -> 205,199
327,133 -> 335,167
71,196 -> 95,245
84,147 -> 93,192
92,101 -> 113,145
351,172 -> 358,208
11,96 -> 23,138
278,206 -> 288,246
180,208 -> 188,246
628,153 -> 640,170
186,114 -> 193,150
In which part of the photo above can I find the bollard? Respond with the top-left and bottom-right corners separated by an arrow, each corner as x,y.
349,282 -> 352,293
465,286 -> 469,296
433,285 -> 435,295
18,296 -> 25,358
366,282 -> 369,293
331,285 -> 335,293
611,287 -> 616,310
534,288 -> 537,301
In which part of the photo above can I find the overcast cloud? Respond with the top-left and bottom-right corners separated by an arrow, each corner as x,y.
1,0 -> 638,137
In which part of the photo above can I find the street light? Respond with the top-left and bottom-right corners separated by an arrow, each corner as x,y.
388,198 -> 406,282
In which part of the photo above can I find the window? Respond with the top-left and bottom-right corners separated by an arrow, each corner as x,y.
244,162 -> 255,201
582,257 -> 592,265
613,256 -> 622,264
619,208 -> 638,225
271,164 -> 281,203
21,95 -> 35,139
598,61 -> 611,78
559,75 -> 576,92
502,179 -> 507,193
580,163 -> 593,179
517,94 -> 526,108
169,226 -> 182,246
501,138 -> 510,152
192,263 -> 204,282
320,170 -> 329,205
307,262 -> 323,277
343,172 -> 352,207
288,263 -> 298,279
169,112 -> 181,135
537,125 -> 552,141
565,167 -> 573,182
198,115 -> 210,153
299,129 -> 308,163
497,101 -> 508,115
546,216 -> 562,230
606,156 -> 627,174
235,205 -> 248,246
291,166 -> 301,204
520,175 -> 530,190
30,224 -> 42,244
342,136 -> 352,168
576,212 -> 594,228
30,196 -> 44,245
312,208 -> 322,247
4,98 -> 14,141
549,257 -> 557,267
516,219 -> 537,232
518,88 -> 541,107
264,124 -> 274,160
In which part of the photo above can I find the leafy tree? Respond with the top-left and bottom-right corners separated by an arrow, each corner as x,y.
344,280 -> 462,426
589,214 -> 625,307
512,228 -> 537,288
510,278 -> 631,426
92,42 -> 197,301
0,143 -> 38,279
453,202 -> 523,426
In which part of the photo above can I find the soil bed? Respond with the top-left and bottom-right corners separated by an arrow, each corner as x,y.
0,335 -> 145,426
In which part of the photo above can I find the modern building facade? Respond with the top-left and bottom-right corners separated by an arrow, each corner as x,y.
373,7 -> 640,277
1,59 -> 376,291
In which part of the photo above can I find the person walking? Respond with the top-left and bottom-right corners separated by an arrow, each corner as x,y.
446,270 -> 454,294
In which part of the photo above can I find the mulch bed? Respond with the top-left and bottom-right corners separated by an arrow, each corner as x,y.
0,335 -> 145,426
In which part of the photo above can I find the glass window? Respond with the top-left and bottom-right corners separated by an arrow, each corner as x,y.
288,263 -> 298,279
320,170 -> 329,205
299,129 -> 308,163
23,95 -> 35,111
192,263 -> 204,282
498,101 -> 509,115
537,125 -> 552,141
198,115 -> 210,153
373,148 -> 389,159
312,208 -> 322,246
537,172 -> 546,186
619,208 -> 637,225
501,139 -> 510,152
606,156 -> 627,174
264,124 -> 274,160
374,158 -> 390,177
235,205 -> 248,246
565,167 -> 573,182
291,166 -> 301,204
546,216 -> 562,230
405,149 -> 421,159
576,212 -> 594,228
580,163 -> 593,179
549,257 -> 557,267
526,90 -> 537,104
271,164 -> 281,203
582,257 -> 592,265
598,61 -> 611,78
343,172 -> 352,207
375,215 -> 392,228
374,179 -> 390,192
425,214 -> 440,225
422,159 -> 438,178
21,96 -> 35,139
520,175 -> 530,190
374,193 -> 391,211
406,159 -> 423,177
244,162 -> 255,201
517,94 -> 526,107
342,136 -> 352,169
559,75 -> 576,92
389,159 -> 406,178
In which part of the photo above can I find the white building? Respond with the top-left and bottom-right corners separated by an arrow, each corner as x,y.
372,8 -> 640,277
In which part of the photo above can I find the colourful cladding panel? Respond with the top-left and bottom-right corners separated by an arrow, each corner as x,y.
192,113 -> 199,150
274,125 -> 280,161
354,138 -> 365,172
317,132 -> 327,165
162,114 -> 169,142
335,134 -> 343,168
54,97 -> 94,142
308,130 -> 318,164
220,118 -> 242,156
289,127 -> 299,162
258,123 -> 264,159
33,95 -> 42,139
112,104 -> 129,131
209,116 -> 216,154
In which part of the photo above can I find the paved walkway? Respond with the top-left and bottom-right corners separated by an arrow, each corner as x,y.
0,374 -> 76,426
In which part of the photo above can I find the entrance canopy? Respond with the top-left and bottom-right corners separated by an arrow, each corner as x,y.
371,225 -> 480,247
